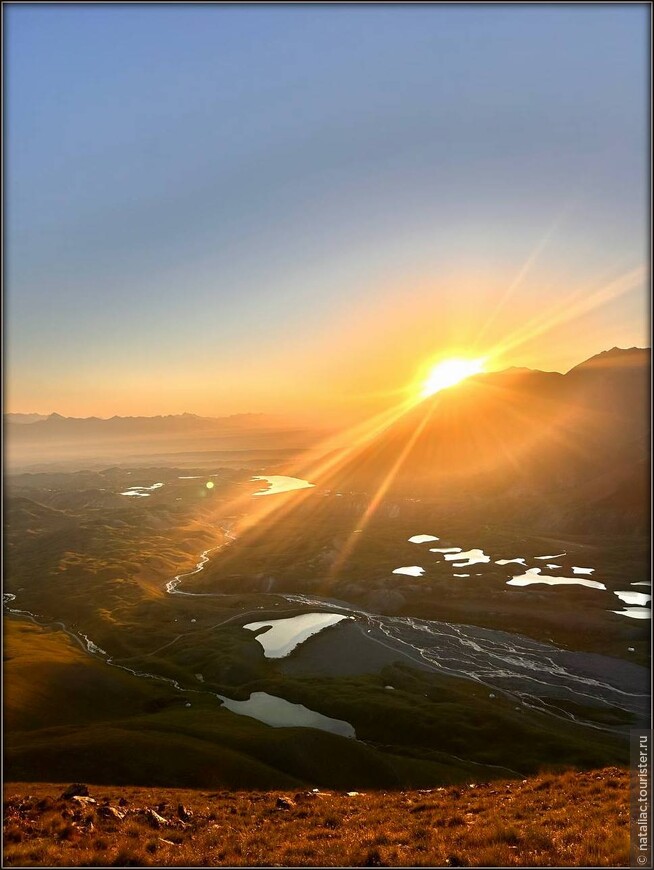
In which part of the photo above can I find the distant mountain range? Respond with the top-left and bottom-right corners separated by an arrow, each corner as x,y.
324,346 -> 650,534
5,411 -> 286,431
4,411 -> 325,470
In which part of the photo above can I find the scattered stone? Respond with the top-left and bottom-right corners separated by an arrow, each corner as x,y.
61,784 -> 89,800
276,797 -> 296,810
98,805 -> 126,821
145,808 -> 169,828
118,797 -> 129,806
159,838 -> 180,846
71,796 -> 97,807
346,791 -> 362,797
177,804 -> 192,821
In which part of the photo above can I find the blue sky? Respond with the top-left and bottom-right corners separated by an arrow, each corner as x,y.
5,4 -> 649,417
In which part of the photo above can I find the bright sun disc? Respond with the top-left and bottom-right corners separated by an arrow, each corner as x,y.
421,358 -> 485,397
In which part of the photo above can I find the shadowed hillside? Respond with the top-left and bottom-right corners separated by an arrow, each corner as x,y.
322,347 -> 649,534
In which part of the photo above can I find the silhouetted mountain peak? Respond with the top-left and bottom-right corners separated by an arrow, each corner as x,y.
568,346 -> 650,373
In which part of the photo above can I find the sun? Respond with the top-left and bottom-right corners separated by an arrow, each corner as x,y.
420,357 -> 486,397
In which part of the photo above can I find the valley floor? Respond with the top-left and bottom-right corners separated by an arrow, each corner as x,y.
4,767 -> 630,867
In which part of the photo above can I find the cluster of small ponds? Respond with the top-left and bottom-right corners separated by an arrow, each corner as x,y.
99,476 -> 650,736
394,534 -> 651,620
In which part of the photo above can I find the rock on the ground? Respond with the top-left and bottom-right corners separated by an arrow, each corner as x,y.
61,784 -> 90,800
145,808 -> 169,828
71,796 -> 97,807
276,796 -> 296,810
98,805 -> 126,821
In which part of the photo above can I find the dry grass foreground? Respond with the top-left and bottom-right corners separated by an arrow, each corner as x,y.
4,767 -> 629,867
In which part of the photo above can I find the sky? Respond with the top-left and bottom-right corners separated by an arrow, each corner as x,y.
5,3 -> 650,419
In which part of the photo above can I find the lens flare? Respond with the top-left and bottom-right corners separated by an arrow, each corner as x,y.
421,358 -> 485,397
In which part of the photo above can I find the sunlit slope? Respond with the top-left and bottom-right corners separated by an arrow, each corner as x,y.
4,768 -> 630,867
325,348 -> 649,530
4,621 -> 165,732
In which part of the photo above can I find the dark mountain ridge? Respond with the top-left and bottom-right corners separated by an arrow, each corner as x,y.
322,347 -> 650,533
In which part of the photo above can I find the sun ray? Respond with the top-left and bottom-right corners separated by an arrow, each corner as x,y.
224,393 -> 424,546
476,220 -> 561,345
488,265 -> 646,365
324,397 -> 439,586
180,261 -> 646,585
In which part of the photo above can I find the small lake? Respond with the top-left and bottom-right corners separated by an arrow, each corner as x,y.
218,691 -> 356,738
251,476 -> 315,496
120,483 -> 164,497
444,548 -> 490,567
614,591 -> 652,607
430,547 -> 462,554
408,534 -> 439,543
611,607 -> 652,620
393,566 -> 425,577
496,558 -> 526,566
244,612 -> 350,658
507,567 -> 606,590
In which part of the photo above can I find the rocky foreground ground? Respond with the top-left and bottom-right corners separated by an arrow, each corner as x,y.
4,767 -> 629,867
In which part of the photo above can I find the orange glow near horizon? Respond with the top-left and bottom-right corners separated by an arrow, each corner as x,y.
420,357 -> 486,398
